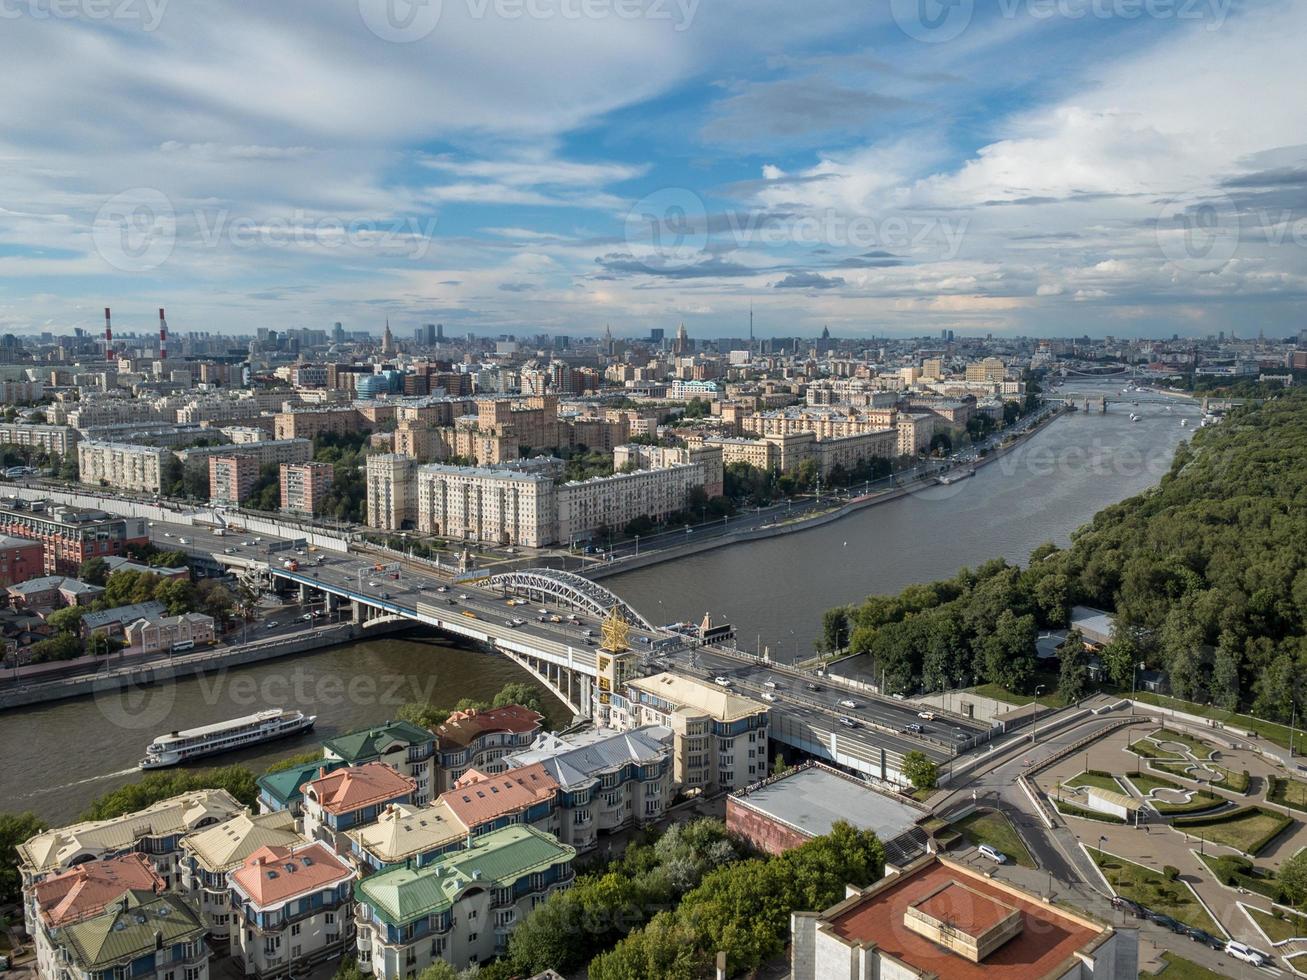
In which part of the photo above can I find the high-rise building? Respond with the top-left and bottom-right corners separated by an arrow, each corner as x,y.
280,461 -> 335,515
209,454 -> 260,506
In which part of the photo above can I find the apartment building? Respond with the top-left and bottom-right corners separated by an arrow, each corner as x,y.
0,421 -> 78,456
354,826 -> 576,978
279,461 -> 334,515
415,464 -> 557,547
434,705 -> 544,792
611,443 -> 724,497
0,534 -> 45,587
0,379 -> 43,403
610,673 -> 769,795
896,411 -> 935,456
322,720 -> 438,805
210,453 -> 260,505
77,440 -> 171,493
347,800 -> 469,873
30,854 -> 167,980
741,406 -> 896,440
0,499 -> 149,575
274,408 -> 368,441
555,462 -> 707,544
181,438 -> 313,474
179,810 -> 304,939
503,726 -> 673,851
256,759 -> 348,819
228,842 -> 355,978
301,763 -> 417,853
965,356 -> 1008,384
49,891 -> 209,980
17,790 -> 245,936
441,764 -> 560,838
366,454 -> 417,531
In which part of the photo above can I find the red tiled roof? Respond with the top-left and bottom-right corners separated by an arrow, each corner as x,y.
34,854 -> 165,928
828,859 -> 1105,980
229,842 -> 352,908
305,762 -> 416,814
436,705 -> 542,749
440,762 -> 558,828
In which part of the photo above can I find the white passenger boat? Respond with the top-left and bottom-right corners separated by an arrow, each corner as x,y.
140,709 -> 315,769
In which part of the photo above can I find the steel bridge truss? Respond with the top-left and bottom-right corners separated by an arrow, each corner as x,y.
485,568 -> 655,630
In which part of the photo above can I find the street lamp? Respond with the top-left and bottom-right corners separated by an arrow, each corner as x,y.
1032,685 -> 1045,743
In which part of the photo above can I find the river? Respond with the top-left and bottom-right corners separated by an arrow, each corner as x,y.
606,380 -> 1201,660
0,380 -> 1196,823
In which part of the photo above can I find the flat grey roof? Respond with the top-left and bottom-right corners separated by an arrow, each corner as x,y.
734,766 -> 921,842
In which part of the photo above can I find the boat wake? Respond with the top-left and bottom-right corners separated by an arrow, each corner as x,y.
19,766 -> 141,797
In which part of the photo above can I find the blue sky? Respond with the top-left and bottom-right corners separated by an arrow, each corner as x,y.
1,0 -> 1304,338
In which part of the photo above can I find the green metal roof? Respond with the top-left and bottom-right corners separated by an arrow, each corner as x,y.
257,758 -> 346,805
58,891 -> 204,970
358,825 -> 574,927
323,720 -> 434,763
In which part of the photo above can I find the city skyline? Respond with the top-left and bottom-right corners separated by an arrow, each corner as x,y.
2,2 -> 1304,339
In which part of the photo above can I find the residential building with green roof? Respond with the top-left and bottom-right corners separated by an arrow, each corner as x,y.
256,759 -> 347,818
354,825 -> 575,978
50,889 -> 207,980
323,719 -> 437,804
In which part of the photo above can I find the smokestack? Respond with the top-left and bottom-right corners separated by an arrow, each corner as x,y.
158,308 -> 168,362
104,307 -> 115,361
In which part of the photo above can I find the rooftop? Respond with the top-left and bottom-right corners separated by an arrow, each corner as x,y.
305,762 -> 416,814
627,672 -> 769,723
18,790 -> 245,875
81,601 -> 167,632
441,763 -> 558,828
506,725 -> 671,789
229,841 -> 353,908
33,854 -> 165,929
323,718 -> 434,763
179,809 -> 303,872
357,825 -> 574,927
256,758 -> 347,807
435,704 -> 543,749
58,891 -> 204,970
821,857 -> 1110,980
731,764 -> 923,843
347,800 -> 468,865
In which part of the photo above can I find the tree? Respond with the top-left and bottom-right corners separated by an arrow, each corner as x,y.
490,682 -> 544,714
82,765 -> 258,819
1057,629 -> 1090,704
1280,849 -> 1307,909
46,605 -> 88,634
79,556 -> 110,586
819,607 -> 850,655
415,964 -> 459,980
0,811 -> 46,903
28,632 -> 83,663
901,751 -> 938,791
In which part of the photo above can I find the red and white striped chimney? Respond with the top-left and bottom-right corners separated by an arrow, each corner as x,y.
158,307 -> 168,361
104,307 -> 115,361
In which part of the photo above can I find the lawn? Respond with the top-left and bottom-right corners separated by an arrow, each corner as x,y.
1141,952 -> 1227,980
1087,847 -> 1222,934
1065,770 -> 1123,794
952,810 -> 1036,868
1132,692 -> 1298,750
1173,807 -> 1295,857
1246,904 -> 1307,943
971,679 -> 1069,709
1153,761 -> 1251,795
1150,727 -> 1217,759
1268,776 -> 1307,813
1196,853 -> 1284,902
1125,773 -> 1225,815
1129,740 -> 1185,761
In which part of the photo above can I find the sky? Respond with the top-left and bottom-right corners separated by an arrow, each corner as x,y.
1,0 -> 1305,339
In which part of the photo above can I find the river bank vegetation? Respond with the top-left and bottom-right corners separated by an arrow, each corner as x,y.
823,390 -> 1307,718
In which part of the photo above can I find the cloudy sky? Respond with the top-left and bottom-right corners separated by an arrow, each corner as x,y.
1,0 -> 1305,338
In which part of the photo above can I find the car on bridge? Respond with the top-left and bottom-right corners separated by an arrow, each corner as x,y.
838,698 -> 858,709
838,716 -> 857,728
713,676 -> 732,687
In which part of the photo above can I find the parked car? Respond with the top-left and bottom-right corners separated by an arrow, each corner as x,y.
977,844 -> 1007,864
1225,941 -> 1268,966
1149,913 -> 1185,934
1184,927 -> 1224,950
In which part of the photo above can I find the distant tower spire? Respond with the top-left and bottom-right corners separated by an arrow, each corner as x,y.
158,308 -> 168,361
104,307 -> 114,362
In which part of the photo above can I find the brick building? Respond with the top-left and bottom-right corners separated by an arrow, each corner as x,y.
209,453 -> 260,506
0,534 -> 46,587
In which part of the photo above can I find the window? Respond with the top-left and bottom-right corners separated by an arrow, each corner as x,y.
468,932 -> 478,943
291,923 -> 301,937
325,911 -> 335,924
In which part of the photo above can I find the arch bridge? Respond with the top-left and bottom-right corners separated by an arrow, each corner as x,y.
484,568 -> 655,630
